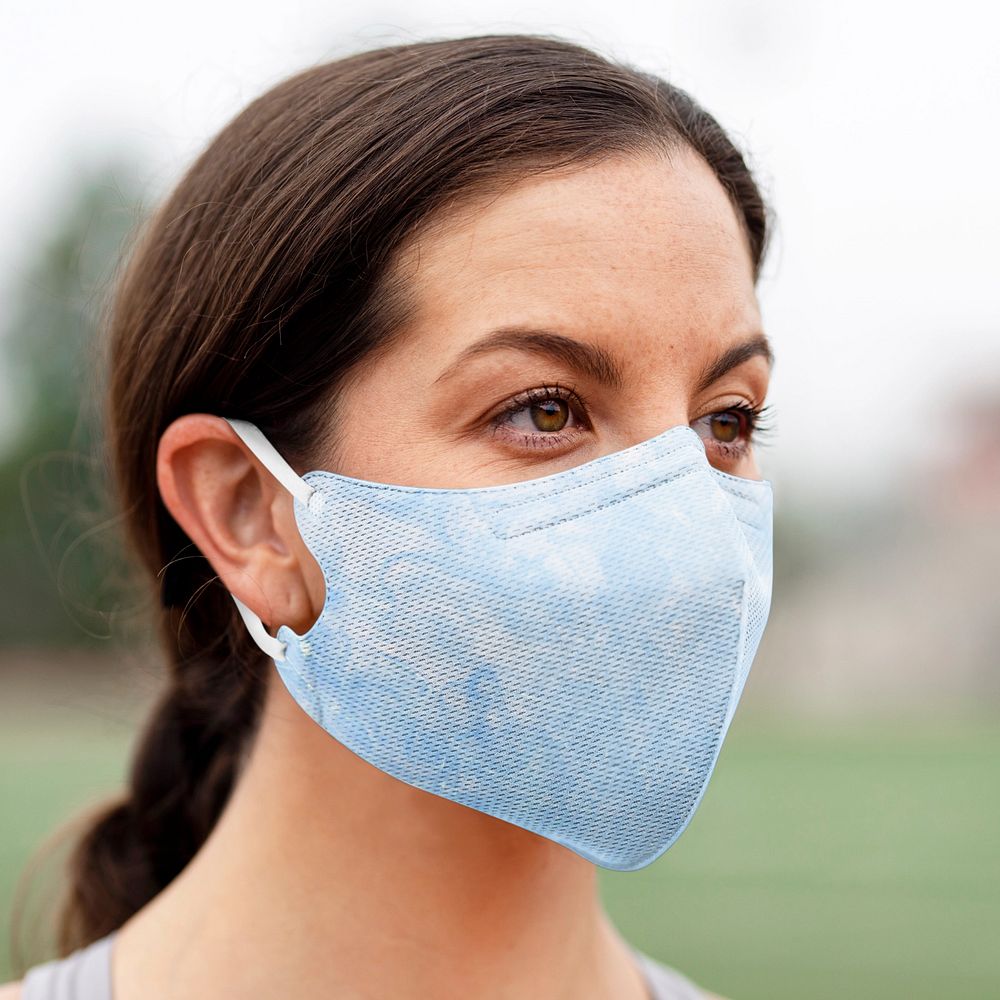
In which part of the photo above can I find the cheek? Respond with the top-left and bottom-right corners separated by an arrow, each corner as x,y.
740,451 -> 764,482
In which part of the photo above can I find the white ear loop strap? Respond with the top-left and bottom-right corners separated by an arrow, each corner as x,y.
224,418 -> 318,662
232,593 -> 287,661
226,418 -> 315,506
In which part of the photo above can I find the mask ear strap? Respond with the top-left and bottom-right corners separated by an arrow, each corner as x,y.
225,418 -> 315,506
232,593 -> 287,662
222,418 -> 317,662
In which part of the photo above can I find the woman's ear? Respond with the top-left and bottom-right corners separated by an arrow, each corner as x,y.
156,413 -> 324,633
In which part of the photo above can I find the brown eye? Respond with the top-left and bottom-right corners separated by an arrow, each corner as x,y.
531,398 -> 570,432
491,383 -> 590,451
709,411 -> 742,443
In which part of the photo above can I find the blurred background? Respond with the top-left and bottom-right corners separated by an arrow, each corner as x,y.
1,2 -> 997,998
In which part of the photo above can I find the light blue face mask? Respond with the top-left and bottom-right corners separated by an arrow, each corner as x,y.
224,417 -> 773,871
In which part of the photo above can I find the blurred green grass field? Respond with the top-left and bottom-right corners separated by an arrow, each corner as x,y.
2,703 -> 998,998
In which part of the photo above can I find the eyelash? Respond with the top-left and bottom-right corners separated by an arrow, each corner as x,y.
489,384 -> 773,460
490,382 -> 591,450
700,401 -> 774,460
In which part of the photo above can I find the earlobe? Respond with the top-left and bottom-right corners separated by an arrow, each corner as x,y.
156,413 -> 317,633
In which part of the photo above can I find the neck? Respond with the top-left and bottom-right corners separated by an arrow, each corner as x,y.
116,672 -> 651,999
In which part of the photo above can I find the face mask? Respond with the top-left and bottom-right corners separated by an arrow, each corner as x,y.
223,417 -> 773,871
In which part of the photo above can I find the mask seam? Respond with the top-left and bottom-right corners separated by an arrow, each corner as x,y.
490,452 -> 705,513
491,466 -> 701,539
303,436 -> 704,501
300,467 -> 766,534
711,476 -> 771,502
729,579 -> 753,729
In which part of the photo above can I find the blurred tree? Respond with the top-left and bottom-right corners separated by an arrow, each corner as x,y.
0,158 -> 148,646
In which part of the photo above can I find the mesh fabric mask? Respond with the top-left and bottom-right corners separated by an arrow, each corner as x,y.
224,417 -> 773,871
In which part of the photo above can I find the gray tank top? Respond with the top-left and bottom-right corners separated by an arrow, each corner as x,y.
20,931 -> 709,999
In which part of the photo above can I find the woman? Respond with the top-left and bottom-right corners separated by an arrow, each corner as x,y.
6,33 -> 774,1000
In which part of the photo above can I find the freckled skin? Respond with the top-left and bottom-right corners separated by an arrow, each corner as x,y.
114,148 -> 762,1000
330,146 -> 768,492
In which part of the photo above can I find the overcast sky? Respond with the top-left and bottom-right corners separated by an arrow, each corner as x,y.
2,0 -> 998,501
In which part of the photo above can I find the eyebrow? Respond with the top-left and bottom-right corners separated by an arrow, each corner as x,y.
433,325 -> 774,391
694,332 -> 774,394
433,327 -> 626,389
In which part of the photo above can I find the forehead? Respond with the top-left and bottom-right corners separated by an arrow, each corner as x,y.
389,146 -> 761,361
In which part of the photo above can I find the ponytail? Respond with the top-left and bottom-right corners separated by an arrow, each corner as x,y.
58,584 -> 266,951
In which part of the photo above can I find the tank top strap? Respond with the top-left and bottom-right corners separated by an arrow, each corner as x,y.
632,946 -> 710,999
18,933 -> 701,1000
21,932 -> 116,1000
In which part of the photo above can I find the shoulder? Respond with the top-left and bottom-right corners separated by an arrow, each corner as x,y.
0,982 -> 23,999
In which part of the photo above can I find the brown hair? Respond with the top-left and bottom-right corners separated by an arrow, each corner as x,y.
57,32 -> 772,950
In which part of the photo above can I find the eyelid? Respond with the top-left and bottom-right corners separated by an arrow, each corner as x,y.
487,382 -> 772,465
492,381 -> 591,424
488,382 -> 592,452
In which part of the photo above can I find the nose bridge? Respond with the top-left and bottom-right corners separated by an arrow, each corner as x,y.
624,413 -> 699,454
594,373 -> 700,457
